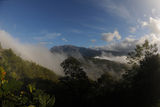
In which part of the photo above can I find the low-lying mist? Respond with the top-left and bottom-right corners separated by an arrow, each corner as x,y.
0,30 -> 66,76
95,52 -> 127,63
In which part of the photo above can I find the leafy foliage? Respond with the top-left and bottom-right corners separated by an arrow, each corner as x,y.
0,48 -> 56,107
127,40 -> 158,65
0,49 -> 58,82
61,57 -> 88,80
0,68 -> 55,107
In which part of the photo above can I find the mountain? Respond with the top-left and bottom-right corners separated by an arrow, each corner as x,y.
0,45 -> 128,81
50,45 -> 101,58
50,45 -> 127,58
50,45 -> 129,80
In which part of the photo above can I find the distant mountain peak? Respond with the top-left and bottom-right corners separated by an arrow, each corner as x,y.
50,45 -> 127,58
50,45 -> 101,58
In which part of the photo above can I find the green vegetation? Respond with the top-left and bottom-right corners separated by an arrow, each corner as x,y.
0,40 -> 160,107
0,67 -> 55,107
54,40 -> 160,107
0,49 -> 58,82
0,48 -> 56,106
86,57 -> 128,73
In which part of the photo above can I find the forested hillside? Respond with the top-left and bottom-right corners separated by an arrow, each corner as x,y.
0,47 -> 58,82
0,46 -> 57,106
51,45 -> 128,80
0,41 -> 160,107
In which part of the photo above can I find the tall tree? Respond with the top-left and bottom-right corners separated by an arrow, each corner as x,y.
61,57 -> 87,80
123,40 -> 160,107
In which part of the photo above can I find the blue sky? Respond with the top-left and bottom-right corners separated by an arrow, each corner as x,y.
0,0 -> 160,49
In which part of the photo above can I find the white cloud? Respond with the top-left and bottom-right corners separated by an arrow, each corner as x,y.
62,38 -> 68,42
45,32 -> 61,39
95,17 -> 160,60
141,17 -> 160,35
100,37 -> 136,52
94,17 -> 160,62
141,21 -> 148,27
97,32 -> 160,54
95,52 -> 127,63
147,17 -> 160,34
0,30 -> 66,76
102,30 -> 121,42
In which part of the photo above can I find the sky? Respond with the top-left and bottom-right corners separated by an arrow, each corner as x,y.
1,0 -> 160,49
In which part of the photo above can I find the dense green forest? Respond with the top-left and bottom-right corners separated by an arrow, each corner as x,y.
0,40 -> 160,107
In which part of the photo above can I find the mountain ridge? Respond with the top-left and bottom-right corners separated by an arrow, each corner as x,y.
50,45 -> 128,58
50,45 -> 128,80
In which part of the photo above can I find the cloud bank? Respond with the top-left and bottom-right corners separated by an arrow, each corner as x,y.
0,30 -> 66,76
95,17 -> 160,63
102,17 -> 160,52
95,52 -> 127,63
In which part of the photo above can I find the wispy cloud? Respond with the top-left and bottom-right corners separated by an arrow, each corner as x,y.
34,32 -> 61,41
62,38 -> 68,42
39,41 -> 53,45
71,29 -> 82,33
90,0 -> 131,20
0,30 -> 66,75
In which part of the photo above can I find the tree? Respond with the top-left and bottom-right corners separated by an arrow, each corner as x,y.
127,40 -> 158,65
0,66 -> 56,107
57,57 -> 91,107
61,57 -> 87,80
0,67 -> 24,106
122,40 -> 160,107
123,40 -> 158,89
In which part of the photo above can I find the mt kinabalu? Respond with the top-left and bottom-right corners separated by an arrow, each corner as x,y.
50,45 -> 127,58
50,45 -> 128,80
